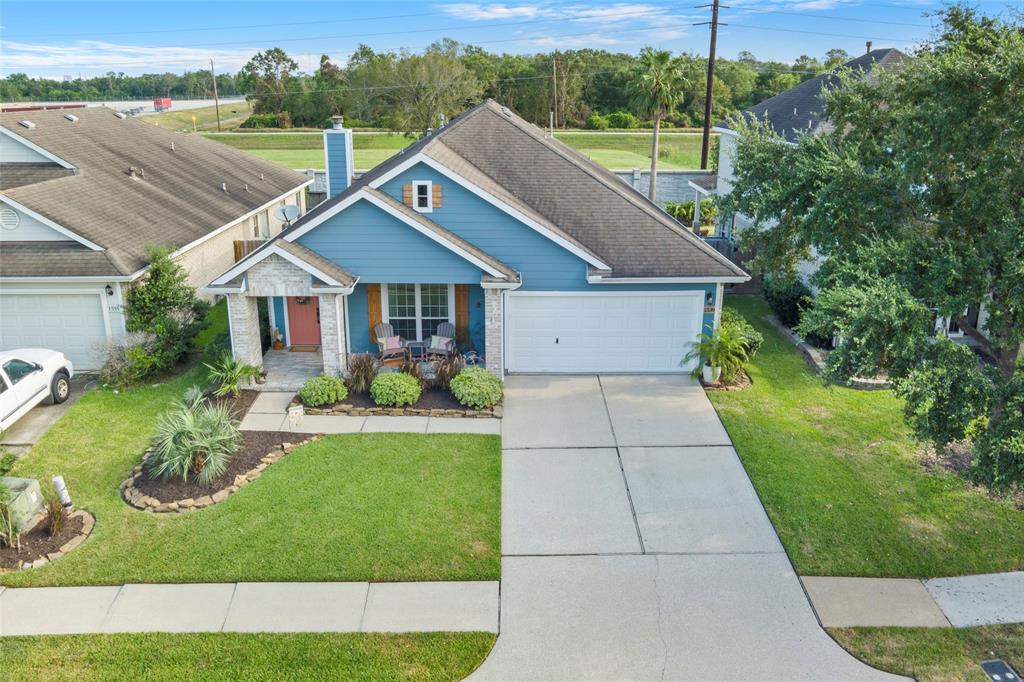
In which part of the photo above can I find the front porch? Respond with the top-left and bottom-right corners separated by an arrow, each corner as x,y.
258,349 -> 324,391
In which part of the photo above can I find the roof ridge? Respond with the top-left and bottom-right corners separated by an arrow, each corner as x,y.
476,104 -> 745,276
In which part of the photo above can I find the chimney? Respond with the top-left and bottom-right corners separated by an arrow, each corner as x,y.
866,41 -> 873,54
324,115 -> 353,199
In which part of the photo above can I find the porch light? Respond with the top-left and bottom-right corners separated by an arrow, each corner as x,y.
105,285 -> 114,296
705,290 -> 714,306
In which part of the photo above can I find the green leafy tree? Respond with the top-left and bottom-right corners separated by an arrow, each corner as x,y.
722,8 -> 1024,487
387,40 -> 482,133
238,47 -> 299,116
627,48 -> 689,201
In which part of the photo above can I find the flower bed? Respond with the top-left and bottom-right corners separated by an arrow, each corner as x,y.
0,509 -> 95,572
121,432 -> 318,513
297,388 -> 502,418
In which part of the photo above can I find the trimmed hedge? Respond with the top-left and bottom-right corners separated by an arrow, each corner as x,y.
450,367 -> 503,409
370,372 -> 422,407
299,374 -> 348,407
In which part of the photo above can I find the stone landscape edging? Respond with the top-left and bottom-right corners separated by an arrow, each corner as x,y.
301,400 -> 503,419
120,435 -> 319,513
1,508 -> 96,572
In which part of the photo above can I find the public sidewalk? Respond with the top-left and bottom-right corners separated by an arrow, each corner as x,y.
239,392 -> 501,435
802,571 -> 1024,628
0,581 -> 499,636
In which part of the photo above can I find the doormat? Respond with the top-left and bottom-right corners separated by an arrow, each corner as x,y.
288,345 -> 320,352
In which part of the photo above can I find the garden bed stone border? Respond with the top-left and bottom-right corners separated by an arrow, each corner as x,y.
301,401 -> 503,419
763,314 -> 891,390
120,435 -> 319,513
1,509 -> 96,572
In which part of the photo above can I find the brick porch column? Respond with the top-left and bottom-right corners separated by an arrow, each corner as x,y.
318,293 -> 347,377
227,294 -> 262,368
484,288 -> 503,377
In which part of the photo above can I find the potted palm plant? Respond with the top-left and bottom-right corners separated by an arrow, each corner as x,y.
683,325 -> 749,384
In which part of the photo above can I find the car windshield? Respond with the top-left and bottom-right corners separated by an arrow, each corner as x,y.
3,358 -> 37,385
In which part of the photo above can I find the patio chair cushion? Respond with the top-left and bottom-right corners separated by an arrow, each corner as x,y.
429,335 -> 452,350
383,336 -> 403,351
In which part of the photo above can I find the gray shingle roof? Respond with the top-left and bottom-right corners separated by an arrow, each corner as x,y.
0,241 -> 131,277
0,163 -> 75,190
719,49 -> 909,143
0,107 -> 310,277
275,240 -> 357,287
289,100 -> 745,280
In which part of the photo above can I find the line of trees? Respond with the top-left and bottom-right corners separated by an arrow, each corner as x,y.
2,42 -> 853,131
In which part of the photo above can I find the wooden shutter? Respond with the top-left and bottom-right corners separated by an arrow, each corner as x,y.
455,284 -> 469,338
402,183 -> 413,207
366,283 -> 382,344
432,183 -> 443,208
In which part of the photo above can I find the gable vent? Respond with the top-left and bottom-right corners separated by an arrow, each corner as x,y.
18,120 -> 35,129
64,114 -> 79,122
0,208 -> 20,230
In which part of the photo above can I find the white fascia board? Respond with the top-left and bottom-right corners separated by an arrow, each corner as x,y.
481,279 -> 523,290
0,194 -> 103,250
0,126 -> 76,169
283,189 -> 508,280
586,275 -> 750,284
0,275 -> 133,283
711,126 -> 740,137
130,179 -> 314,280
368,152 -> 613,271
209,242 -> 347,288
203,282 -> 247,295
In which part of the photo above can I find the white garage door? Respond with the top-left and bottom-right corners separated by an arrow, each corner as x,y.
506,291 -> 706,373
1,293 -> 108,370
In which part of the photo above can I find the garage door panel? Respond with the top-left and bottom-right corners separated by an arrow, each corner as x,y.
507,292 -> 705,374
1,293 -> 108,369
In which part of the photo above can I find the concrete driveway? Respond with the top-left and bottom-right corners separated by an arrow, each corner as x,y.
1,375 -> 93,454
476,374 -> 902,681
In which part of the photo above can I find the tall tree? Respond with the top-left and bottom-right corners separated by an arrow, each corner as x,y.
627,48 -> 689,201
238,48 -> 299,115
387,40 -> 482,133
722,8 -> 1024,488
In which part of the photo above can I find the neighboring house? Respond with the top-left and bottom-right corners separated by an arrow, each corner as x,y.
207,100 -> 748,377
0,108 -> 312,370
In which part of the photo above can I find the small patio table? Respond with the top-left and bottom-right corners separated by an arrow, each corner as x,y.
405,340 -> 428,361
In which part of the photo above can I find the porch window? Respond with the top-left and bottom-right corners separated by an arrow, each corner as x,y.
382,283 -> 453,341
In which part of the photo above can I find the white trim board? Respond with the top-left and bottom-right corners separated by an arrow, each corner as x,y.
0,195 -> 102,250
587,275 -> 749,284
380,283 -> 456,342
282,189 -> 509,279
0,126 -> 76,169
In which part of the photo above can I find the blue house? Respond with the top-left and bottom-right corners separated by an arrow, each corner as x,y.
207,100 -> 748,378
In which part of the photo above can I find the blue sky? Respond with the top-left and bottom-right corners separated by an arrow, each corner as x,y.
0,0 -> 1019,78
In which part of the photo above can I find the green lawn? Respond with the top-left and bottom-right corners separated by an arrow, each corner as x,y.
244,147 -> 395,170
0,368 -> 500,587
710,296 -> 1024,578
1,632 -> 495,681
142,102 -> 253,133
831,625 -> 1024,682
554,132 -> 705,169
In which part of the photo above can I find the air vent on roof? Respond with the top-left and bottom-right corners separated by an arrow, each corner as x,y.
18,120 -> 35,129
114,112 -> 127,119
64,114 -> 79,122
501,106 -> 512,118
221,182 -> 227,192
171,141 -> 175,150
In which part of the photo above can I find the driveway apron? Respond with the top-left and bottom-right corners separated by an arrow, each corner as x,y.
476,375 -> 903,681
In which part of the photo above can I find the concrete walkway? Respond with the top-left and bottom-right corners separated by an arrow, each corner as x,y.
473,374 -> 904,681
239,391 -> 501,435
0,581 -> 498,636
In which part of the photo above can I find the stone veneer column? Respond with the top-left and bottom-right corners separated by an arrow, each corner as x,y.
318,294 -> 347,376
484,288 -> 504,377
227,294 -> 263,368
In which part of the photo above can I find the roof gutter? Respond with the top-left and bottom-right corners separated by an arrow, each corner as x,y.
0,275 -> 133,282
586,275 -> 750,284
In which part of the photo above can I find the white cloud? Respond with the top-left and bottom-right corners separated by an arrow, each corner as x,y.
526,32 -> 626,47
437,3 -> 547,20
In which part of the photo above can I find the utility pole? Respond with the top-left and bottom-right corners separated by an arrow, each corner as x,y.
552,56 -> 558,129
210,59 -> 222,132
696,0 -> 726,169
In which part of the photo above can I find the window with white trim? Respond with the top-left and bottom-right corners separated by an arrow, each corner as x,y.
382,283 -> 453,341
412,181 -> 432,213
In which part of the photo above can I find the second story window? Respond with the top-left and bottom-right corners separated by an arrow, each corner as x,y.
413,181 -> 432,213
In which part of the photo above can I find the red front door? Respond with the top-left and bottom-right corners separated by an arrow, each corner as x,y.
286,296 -> 321,346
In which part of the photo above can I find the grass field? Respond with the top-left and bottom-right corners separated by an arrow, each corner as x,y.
709,296 -> 1024,578
201,130 -> 709,171
1,632 -> 496,681
832,625 -> 1024,682
142,102 -> 252,132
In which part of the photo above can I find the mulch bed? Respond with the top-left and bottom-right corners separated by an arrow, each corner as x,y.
133,430 -> 314,502
0,513 -> 84,570
211,389 -> 259,419
331,388 -> 466,411
701,369 -> 753,391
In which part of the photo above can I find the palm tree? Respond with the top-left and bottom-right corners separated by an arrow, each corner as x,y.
628,48 -> 689,202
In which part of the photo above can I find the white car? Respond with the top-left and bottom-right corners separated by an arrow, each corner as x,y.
0,349 -> 74,431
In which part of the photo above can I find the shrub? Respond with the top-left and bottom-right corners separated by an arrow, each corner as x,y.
400,357 -> 426,389
606,110 -> 639,129
43,496 -> 66,538
683,325 -> 750,383
0,483 -> 20,550
240,113 -> 278,129
720,307 -> 763,357
204,354 -> 261,397
584,113 -> 609,130
346,353 -> 378,394
370,372 -> 422,407
665,198 -> 718,227
299,373 -> 347,407
450,367 -> 503,409
122,247 -> 209,382
0,451 -> 15,477
763,275 -> 813,328
432,354 -> 466,391
147,392 -> 241,485
98,332 -> 159,386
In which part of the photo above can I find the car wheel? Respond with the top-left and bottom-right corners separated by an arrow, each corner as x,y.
51,371 -> 71,404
